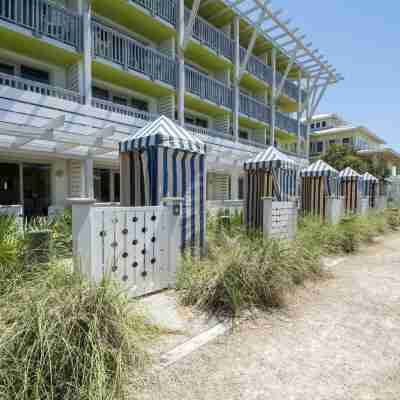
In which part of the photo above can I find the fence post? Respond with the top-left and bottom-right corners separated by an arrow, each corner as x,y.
262,197 -> 273,238
162,197 -> 183,287
326,197 -> 344,225
68,197 -> 96,278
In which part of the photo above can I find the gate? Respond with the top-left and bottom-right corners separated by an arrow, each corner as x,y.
71,198 -> 181,297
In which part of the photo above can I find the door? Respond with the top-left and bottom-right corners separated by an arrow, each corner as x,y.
23,164 -> 51,218
0,163 -> 20,205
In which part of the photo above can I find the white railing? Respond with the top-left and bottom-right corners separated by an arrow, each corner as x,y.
92,98 -> 159,121
184,123 -> 234,141
0,0 -> 82,49
0,71 -> 84,103
130,0 -> 177,26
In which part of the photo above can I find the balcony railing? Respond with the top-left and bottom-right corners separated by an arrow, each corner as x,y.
92,97 -> 158,121
0,0 -> 82,49
0,71 -> 84,103
184,123 -> 234,141
276,111 -> 299,135
239,137 -> 269,149
185,65 -> 232,109
185,8 -> 233,60
240,93 -> 270,124
130,0 -> 177,26
240,47 -> 272,84
92,20 -> 177,87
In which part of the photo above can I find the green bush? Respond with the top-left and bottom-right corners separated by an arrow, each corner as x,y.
0,264 -> 160,400
177,229 -> 323,317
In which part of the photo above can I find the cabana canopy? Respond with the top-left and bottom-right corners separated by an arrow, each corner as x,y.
244,146 -> 297,171
362,172 -> 378,181
338,167 -> 361,180
119,115 -> 206,154
300,160 -> 338,177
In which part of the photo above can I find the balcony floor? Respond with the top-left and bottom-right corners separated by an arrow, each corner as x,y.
185,94 -> 231,117
0,24 -> 80,66
186,41 -> 232,71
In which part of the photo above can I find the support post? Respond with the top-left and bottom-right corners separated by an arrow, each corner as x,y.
271,47 -> 276,147
305,76 -> 311,160
233,16 -> 240,142
82,0 -> 92,104
84,158 -> 94,199
297,70 -> 302,155
230,170 -> 239,200
177,0 -> 185,126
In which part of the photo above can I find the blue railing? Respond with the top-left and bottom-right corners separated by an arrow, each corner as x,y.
185,8 -> 233,60
130,0 -> 177,26
185,65 -> 232,109
92,20 -> 177,87
0,0 -> 82,49
240,47 -> 272,84
240,93 -> 270,124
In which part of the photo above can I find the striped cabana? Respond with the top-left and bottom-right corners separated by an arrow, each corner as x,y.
362,172 -> 378,208
338,167 -> 362,213
119,116 -> 207,250
243,147 -> 298,229
300,160 -> 339,219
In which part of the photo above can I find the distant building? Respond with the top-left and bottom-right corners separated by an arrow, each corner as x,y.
308,114 -> 400,177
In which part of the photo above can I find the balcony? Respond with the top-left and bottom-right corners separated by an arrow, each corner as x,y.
185,8 -> 233,61
239,137 -> 268,149
130,0 -> 177,26
240,47 -> 272,84
240,93 -> 270,124
0,71 -> 84,103
92,20 -> 177,88
185,123 -> 234,142
185,65 -> 232,109
0,0 -> 82,50
91,97 -> 158,121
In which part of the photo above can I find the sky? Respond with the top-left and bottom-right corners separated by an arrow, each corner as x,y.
275,0 -> 400,149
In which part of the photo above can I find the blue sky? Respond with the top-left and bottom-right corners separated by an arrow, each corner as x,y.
276,0 -> 399,149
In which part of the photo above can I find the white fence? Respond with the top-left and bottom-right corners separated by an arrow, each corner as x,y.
263,198 -> 297,240
207,200 -> 244,215
70,198 -> 181,297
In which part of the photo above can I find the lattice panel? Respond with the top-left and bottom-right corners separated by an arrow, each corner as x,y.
91,206 -> 168,297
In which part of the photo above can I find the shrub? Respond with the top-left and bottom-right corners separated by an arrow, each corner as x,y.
0,264 -> 160,400
177,228 -> 323,317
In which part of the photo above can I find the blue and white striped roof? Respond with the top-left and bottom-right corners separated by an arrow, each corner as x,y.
244,146 -> 297,170
300,160 -> 338,177
119,116 -> 206,154
338,167 -> 362,180
362,172 -> 378,181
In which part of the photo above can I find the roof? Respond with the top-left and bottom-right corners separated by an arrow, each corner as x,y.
362,172 -> 378,182
119,116 -> 206,154
244,146 -> 298,170
358,147 -> 400,160
311,125 -> 386,145
338,167 -> 361,179
300,160 -> 338,177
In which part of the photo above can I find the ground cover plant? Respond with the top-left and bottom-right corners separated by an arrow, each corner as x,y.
178,208 -> 400,317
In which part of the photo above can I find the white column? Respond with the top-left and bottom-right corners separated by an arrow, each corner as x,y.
230,170 -> 240,200
81,0 -> 92,104
305,77 -> 311,160
177,0 -> 185,126
233,16 -> 240,142
297,70 -> 302,156
84,158 -> 94,199
271,47 -> 276,147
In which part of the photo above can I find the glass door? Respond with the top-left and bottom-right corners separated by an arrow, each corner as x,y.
23,164 -> 51,218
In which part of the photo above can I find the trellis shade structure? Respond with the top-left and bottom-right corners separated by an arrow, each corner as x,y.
244,147 -> 298,229
338,167 -> 362,213
119,116 -> 207,250
300,160 -> 338,219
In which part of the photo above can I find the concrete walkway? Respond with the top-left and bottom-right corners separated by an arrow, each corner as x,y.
138,233 -> 400,400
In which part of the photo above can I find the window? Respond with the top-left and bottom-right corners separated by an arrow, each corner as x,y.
311,123 -> 315,129
316,122 -> 321,129
329,139 -> 336,146
184,113 -> 208,128
94,169 -> 110,203
113,95 -> 128,106
322,121 -> 327,128
239,130 -> 249,140
131,97 -> 149,112
20,65 -> 49,84
92,86 -> 109,100
0,62 -> 14,76
343,137 -> 351,146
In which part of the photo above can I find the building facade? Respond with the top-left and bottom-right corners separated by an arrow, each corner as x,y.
0,0 -> 340,217
309,113 -> 400,177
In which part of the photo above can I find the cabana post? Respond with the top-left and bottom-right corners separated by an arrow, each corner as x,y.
338,167 -> 362,213
362,172 -> 378,208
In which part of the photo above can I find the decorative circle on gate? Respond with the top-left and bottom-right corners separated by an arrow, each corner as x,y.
111,265 -> 118,272
151,258 -> 156,264
151,215 -> 156,221
151,236 -> 156,243
111,241 -> 118,248
99,231 -> 106,237
132,239 -> 138,245
132,261 -> 138,268
122,228 -> 128,235
122,275 -> 128,282
132,217 -> 138,222
142,227 -> 146,233
141,271 -> 148,277
122,252 -> 128,258
141,249 -> 146,255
